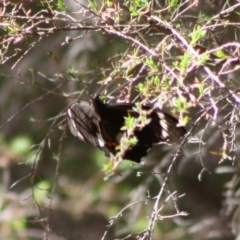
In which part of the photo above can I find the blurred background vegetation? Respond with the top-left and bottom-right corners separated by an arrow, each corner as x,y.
1,0 -> 240,239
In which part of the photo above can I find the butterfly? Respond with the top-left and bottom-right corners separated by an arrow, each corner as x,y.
67,95 -> 186,163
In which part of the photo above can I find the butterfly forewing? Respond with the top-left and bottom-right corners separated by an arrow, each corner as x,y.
67,101 -> 100,147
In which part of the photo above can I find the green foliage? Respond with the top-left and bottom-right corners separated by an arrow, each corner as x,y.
168,0 -> 179,7
198,82 -> 205,95
105,0 -> 114,7
145,57 -> 159,72
34,180 -> 51,204
67,66 -> 81,77
191,26 -> 207,44
88,0 -> 98,12
129,0 -> 151,17
199,53 -> 210,64
151,76 -> 160,86
213,50 -> 227,59
56,0 -> 67,11
137,82 -> 148,95
121,115 -> 137,132
179,53 -> 192,73
197,12 -> 211,23
3,19 -> 20,34
172,96 -> 189,114
9,136 -> 32,156
136,76 -> 166,98
175,97 -> 187,111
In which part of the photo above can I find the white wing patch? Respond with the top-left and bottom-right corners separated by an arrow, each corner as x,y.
67,109 -> 84,140
97,132 -> 105,148
67,108 -> 73,118
157,112 -> 169,139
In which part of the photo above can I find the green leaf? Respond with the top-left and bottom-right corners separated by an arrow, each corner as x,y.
198,82 -> 205,95
150,76 -> 160,86
129,0 -> 150,17
103,162 -> 112,172
168,0 -> 179,7
173,97 -> 188,113
191,26 -> 206,44
214,50 -> 227,59
179,53 -> 191,72
67,66 -> 79,77
128,136 -> 138,145
145,58 -> 159,72
182,115 -> 190,125
56,0 -> 67,10
199,53 -> 210,64
136,83 -> 148,95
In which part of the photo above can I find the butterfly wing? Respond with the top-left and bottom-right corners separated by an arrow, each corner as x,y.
68,96 -> 186,163
67,101 -> 100,147
154,110 -> 186,140
92,96 -> 186,162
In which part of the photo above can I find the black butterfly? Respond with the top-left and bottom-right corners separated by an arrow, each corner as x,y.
67,96 -> 186,163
